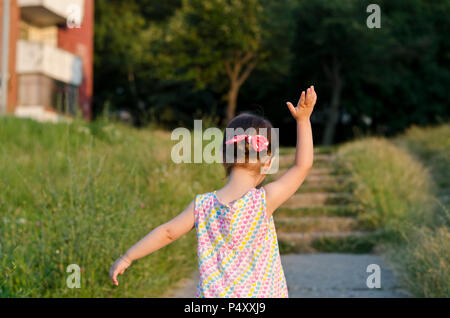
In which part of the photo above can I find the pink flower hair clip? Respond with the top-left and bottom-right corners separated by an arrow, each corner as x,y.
225,134 -> 269,152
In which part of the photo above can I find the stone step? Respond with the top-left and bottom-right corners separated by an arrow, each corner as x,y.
278,230 -> 368,240
266,169 -> 350,183
275,205 -> 361,218
296,182 -> 353,194
274,162 -> 336,172
277,154 -> 336,167
282,192 -> 353,208
272,167 -> 335,177
303,174 -> 352,185
314,146 -> 336,155
308,167 -> 335,175
279,147 -> 334,156
277,231 -> 375,254
274,216 -> 359,233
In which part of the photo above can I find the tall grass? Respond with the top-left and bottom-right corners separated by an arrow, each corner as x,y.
394,124 -> 450,197
336,127 -> 450,297
387,225 -> 450,297
391,124 -> 450,297
336,137 -> 437,234
0,117 -> 224,297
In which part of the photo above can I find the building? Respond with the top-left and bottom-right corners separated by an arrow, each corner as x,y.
0,0 -> 93,122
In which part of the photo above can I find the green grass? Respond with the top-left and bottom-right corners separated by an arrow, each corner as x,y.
335,124 -> 450,297
394,124 -> 450,190
336,137 -> 437,232
2,117 -> 448,297
389,124 -> 450,297
310,234 -> 378,254
384,225 -> 450,297
0,117 -> 224,297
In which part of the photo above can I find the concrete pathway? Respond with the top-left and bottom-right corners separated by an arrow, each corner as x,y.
281,253 -> 410,297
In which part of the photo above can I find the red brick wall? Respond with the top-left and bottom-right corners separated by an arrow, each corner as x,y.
57,0 -> 94,120
0,0 -> 20,113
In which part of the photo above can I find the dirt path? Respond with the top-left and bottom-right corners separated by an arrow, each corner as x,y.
163,147 -> 410,298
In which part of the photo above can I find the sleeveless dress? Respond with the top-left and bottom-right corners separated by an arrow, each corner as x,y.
193,187 -> 289,298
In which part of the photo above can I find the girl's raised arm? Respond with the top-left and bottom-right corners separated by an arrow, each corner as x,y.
264,86 -> 317,217
109,200 -> 195,286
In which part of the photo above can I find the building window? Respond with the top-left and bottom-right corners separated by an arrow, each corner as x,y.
52,81 -> 79,116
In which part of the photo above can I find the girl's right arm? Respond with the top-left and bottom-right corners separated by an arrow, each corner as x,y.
109,200 -> 195,286
264,86 -> 317,217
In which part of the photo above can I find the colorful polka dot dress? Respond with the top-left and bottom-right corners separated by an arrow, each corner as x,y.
193,187 -> 289,298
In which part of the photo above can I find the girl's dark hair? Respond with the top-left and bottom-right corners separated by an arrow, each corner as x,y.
222,112 -> 276,176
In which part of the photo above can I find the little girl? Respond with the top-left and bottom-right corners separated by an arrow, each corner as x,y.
110,86 -> 317,298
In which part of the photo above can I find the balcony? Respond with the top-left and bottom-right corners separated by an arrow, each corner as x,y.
18,0 -> 85,27
16,39 -> 82,86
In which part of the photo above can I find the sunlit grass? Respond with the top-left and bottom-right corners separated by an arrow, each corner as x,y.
0,117 -> 224,297
1,117 -> 448,297
336,124 -> 450,297
394,124 -> 450,194
336,137 -> 436,232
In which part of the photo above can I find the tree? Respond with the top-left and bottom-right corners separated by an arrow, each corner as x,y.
94,0 -> 182,123
149,0 -> 294,122
94,1 -> 147,118
291,0 -> 387,145
291,0 -> 450,145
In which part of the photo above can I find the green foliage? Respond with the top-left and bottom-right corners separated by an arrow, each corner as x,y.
394,124 -> 450,190
241,0 -> 450,144
385,226 -> 450,297
311,234 -> 377,254
94,0 -> 148,120
94,0 -> 295,125
0,117 -> 224,297
93,0 -> 449,141
336,124 -> 450,297
145,0 -> 295,122
150,0 -> 293,87
336,137 -> 436,231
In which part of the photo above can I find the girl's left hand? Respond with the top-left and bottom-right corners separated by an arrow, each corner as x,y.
109,255 -> 132,286
286,85 -> 317,121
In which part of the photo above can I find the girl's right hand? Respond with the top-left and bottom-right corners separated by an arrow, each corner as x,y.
286,85 -> 317,121
109,255 -> 132,286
